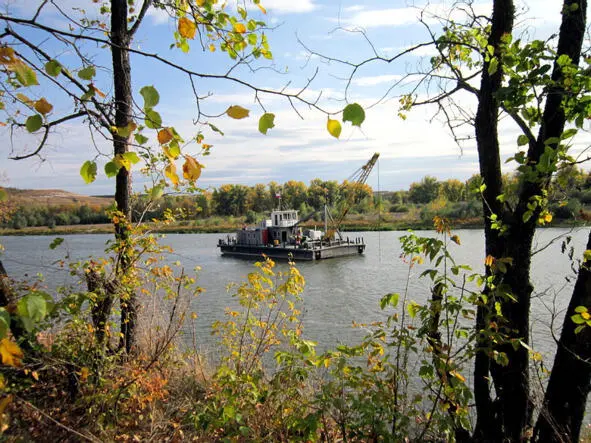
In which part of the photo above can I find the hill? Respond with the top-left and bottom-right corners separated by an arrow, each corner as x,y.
4,188 -> 113,207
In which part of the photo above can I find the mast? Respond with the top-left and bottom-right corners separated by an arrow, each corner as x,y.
324,204 -> 328,237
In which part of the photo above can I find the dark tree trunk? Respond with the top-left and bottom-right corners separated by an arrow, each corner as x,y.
473,0 -> 587,439
111,0 -> 136,354
473,0 -> 515,439
534,233 -> 591,442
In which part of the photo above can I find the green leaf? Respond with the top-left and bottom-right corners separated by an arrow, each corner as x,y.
78,66 -> 96,80
407,301 -> 420,319
14,63 -> 39,86
575,306 -> 588,313
17,294 -> 47,328
122,151 -> 140,165
380,293 -> 399,309
168,141 -> 181,158
517,135 -> 529,146
258,113 -> 275,135
207,123 -> 224,136
561,128 -> 578,140
134,133 -> 149,145
80,160 -> 97,184
151,184 -> 165,200
572,314 -> 586,324
0,309 -> 10,339
0,189 -> 6,202
25,114 -> 43,133
488,57 -> 499,75
327,118 -> 342,138
140,85 -> 160,109
145,109 -> 162,129
49,237 -> 64,250
45,60 -> 62,77
104,161 -> 120,178
342,103 -> 365,127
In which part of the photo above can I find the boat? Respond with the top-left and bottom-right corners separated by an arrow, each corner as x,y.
217,153 -> 379,261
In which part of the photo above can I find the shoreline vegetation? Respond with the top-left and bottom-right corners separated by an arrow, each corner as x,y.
2,167 -> 590,236
0,215 -> 587,236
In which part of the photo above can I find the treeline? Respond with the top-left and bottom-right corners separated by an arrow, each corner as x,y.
4,203 -> 110,229
385,165 -> 591,222
135,179 -> 374,223
3,167 -> 590,230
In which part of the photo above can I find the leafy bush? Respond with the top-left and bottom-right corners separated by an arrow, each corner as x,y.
551,199 -> 581,219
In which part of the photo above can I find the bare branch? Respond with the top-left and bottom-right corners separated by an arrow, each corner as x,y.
9,111 -> 89,160
129,0 -> 153,37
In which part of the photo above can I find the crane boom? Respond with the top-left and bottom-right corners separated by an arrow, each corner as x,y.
325,153 -> 380,240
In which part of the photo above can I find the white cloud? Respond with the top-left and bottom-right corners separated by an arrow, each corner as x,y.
147,7 -> 170,25
337,1 -> 493,29
352,74 -> 403,86
343,5 -> 365,13
261,0 -> 318,14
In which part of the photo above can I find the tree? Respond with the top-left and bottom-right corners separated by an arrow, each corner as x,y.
247,183 -> 271,213
408,176 -> 440,204
281,180 -> 308,211
307,0 -> 591,440
439,179 -> 465,202
0,0 -> 334,353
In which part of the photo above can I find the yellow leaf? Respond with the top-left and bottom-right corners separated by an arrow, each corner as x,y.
451,235 -> 461,245
485,255 -> 494,267
157,128 -> 174,145
165,162 -> 179,186
80,367 -> 89,382
178,17 -> 196,39
544,213 -> 553,223
209,44 -> 216,52
226,105 -> 250,119
450,370 -> 466,383
196,0 -> 205,5
182,155 -> 202,182
234,23 -> 246,34
326,118 -> 342,138
34,98 -> 53,115
31,371 -> 39,381
0,47 -> 17,65
16,93 -> 33,106
91,83 -> 106,98
257,3 -> 267,14
0,338 -> 23,367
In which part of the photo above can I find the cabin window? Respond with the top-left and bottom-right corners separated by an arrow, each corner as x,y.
275,215 -> 278,224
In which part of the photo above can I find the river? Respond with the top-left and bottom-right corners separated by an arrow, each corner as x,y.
0,228 -> 588,362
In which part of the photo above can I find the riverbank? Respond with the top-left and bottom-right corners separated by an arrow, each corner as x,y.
0,215 -> 585,236
0,216 -> 485,236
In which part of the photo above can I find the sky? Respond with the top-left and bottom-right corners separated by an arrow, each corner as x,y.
0,0 -> 590,195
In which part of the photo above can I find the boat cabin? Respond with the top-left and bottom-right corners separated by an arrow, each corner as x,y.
270,210 -> 299,228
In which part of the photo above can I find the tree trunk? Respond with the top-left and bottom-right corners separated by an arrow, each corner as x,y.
473,0 -> 587,439
473,0 -> 516,439
534,233 -> 591,442
111,0 -> 136,354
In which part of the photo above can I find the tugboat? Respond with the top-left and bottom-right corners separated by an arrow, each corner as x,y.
217,153 -> 379,261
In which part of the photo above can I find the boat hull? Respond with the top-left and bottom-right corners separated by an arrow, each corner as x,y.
219,243 -> 365,261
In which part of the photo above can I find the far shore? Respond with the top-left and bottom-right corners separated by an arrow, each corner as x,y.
0,216 -> 583,236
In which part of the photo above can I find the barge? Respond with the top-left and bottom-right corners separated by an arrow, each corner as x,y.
217,209 -> 366,261
217,153 -> 379,261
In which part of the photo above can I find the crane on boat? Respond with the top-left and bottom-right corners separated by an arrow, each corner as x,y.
324,152 -> 380,241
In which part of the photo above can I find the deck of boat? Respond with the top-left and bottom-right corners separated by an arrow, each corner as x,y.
218,241 -> 365,261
